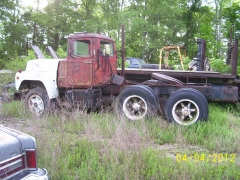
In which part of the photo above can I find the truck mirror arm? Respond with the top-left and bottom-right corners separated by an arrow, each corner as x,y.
96,48 -> 113,75
96,48 -> 102,69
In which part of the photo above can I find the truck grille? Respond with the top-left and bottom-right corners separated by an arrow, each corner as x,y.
0,154 -> 25,179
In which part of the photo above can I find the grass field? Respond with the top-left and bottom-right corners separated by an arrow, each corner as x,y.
0,100 -> 240,180
0,73 -> 240,179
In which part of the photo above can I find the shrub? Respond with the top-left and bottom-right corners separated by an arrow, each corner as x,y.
2,51 -> 36,72
56,47 -> 67,58
210,58 -> 231,73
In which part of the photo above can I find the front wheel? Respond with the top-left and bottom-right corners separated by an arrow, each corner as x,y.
25,87 -> 50,116
165,88 -> 208,126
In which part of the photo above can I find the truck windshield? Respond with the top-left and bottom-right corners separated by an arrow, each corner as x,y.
73,40 -> 90,56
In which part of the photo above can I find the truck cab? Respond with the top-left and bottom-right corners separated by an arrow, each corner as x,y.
15,32 -> 119,113
58,32 -> 117,89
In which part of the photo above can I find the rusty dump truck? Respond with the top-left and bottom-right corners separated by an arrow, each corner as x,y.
14,28 -> 239,126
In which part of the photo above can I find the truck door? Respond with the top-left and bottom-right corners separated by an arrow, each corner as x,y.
67,39 -> 92,87
93,40 -> 117,85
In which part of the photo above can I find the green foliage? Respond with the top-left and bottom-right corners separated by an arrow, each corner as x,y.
210,58 -> 231,73
182,103 -> 240,152
2,50 -> 36,72
1,101 -> 28,118
116,55 -> 131,68
122,0 -> 187,63
1,99 -> 240,179
3,58 -> 26,72
223,2 -> 240,40
0,0 -> 236,63
164,56 -> 191,70
0,0 -> 30,60
182,0 -> 202,57
193,6 -> 215,57
0,73 -> 14,85
56,47 -> 67,58
182,56 -> 192,70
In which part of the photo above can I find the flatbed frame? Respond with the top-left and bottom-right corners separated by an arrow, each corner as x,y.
118,68 -> 239,84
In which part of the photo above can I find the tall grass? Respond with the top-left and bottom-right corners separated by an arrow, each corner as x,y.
0,100 -> 240,179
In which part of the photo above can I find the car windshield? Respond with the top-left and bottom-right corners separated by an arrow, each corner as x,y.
132,58 -> 145,65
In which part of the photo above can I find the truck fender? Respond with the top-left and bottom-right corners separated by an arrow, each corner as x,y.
15,72 -> 58,99
15,59 -> 62,99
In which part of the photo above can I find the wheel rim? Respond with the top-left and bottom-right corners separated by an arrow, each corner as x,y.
27,94 -> 45,115
122,95 -> 147,120
172,99 -> 199,125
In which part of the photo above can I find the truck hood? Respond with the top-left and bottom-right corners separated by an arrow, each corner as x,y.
25,59 -> 64,72
15,59 -> 65,99
0,125 -> 36,161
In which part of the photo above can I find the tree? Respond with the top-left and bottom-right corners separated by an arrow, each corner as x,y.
0,0 -> 15,21
43,0 -> 79,50
0,0 -> 29,61
182,0 -> 202,58
121,0 -> 186,63
1,0 -> 235,64
193,6 -> 215,58
223,2 -> 240,40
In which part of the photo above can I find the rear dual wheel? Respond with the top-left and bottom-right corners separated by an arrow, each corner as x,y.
116,85 -> 159,120
165,88 -> 208,126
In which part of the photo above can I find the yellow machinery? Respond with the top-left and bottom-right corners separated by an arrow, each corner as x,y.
159,46 -> 186,70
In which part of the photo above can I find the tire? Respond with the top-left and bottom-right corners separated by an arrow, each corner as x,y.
135,85 -> 162,114
25,87 -> 50,116
187,88 -> 208,106
135,85 -> 159,104
164,88 -> 208,126
116,85 -> 158,120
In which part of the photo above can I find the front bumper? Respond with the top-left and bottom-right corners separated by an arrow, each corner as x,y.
10,168 -> 49,180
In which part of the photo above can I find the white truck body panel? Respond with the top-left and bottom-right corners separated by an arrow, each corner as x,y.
15,59 -> 64,99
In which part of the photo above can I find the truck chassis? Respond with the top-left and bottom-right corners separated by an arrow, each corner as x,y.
14,31 -> 239,126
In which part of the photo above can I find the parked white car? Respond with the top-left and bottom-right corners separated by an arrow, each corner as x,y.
0,125 -> 49,180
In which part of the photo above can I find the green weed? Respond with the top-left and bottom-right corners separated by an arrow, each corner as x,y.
1,100 -> 29,118
0,100 -> 240,180
0,73 -> 14,82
